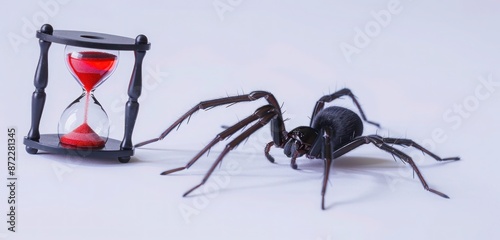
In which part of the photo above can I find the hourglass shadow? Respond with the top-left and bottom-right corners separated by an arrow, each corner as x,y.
36,150 -> 141,167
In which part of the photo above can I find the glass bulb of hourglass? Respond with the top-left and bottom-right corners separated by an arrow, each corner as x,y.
58,46 -> 119,148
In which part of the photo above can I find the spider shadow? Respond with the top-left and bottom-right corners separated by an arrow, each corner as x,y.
182,153 -> 453,209
295,155 -> 452,173
294,155 -> 454,209
138,145 -> 457,209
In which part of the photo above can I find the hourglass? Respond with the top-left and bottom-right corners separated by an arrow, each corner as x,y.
58,46 -> 118,149
23,24 -> 151,162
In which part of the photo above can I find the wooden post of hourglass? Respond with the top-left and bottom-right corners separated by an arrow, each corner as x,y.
26,24 -> 53,154
119,35 -> 148,163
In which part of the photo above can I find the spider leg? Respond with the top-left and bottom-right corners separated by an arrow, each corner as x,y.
161,105 -> 276,175
378,137 -> 460,161
321,128 -> 334,210
264,141 -> 275,163
264,139 -> 302,168
135,91 -> 287,148
332,135 -> 450,199
310,88 -> 380,128
181,109 -> 278,197
290,151 -> 300,170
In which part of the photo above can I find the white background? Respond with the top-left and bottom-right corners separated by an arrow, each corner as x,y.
1,0 -> 499,239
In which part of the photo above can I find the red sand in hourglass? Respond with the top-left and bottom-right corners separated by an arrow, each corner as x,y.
60,51 -> 117,148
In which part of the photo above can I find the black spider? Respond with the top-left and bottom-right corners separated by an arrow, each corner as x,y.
135,88 -> 459,209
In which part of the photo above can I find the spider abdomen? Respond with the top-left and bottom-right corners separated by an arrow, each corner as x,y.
311,106 -> 363,150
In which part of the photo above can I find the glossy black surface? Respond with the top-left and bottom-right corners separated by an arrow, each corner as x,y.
24,134 -> 134,158
36,29 -> 151,51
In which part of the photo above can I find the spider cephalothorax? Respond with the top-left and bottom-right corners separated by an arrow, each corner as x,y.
283,126 -> 318,159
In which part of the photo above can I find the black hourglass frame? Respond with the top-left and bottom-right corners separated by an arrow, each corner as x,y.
23,24 -> 151,163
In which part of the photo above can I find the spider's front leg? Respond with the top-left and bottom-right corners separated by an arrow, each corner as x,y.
162,105 -> 279,197
160,105 -> 276,175
134,91 -> 287,148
